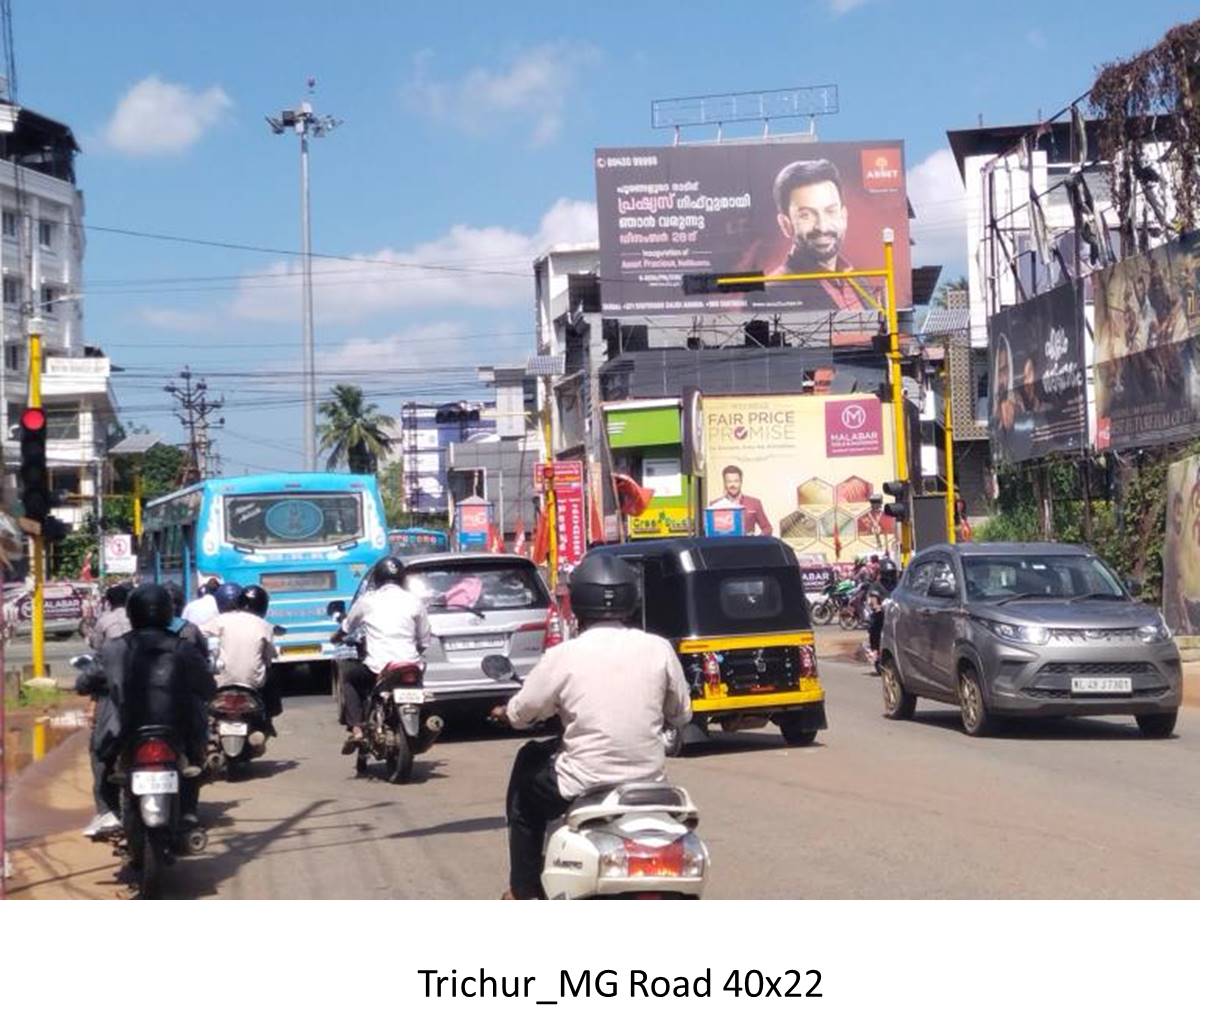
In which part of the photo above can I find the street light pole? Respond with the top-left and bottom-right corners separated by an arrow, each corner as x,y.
267,80 -> 340,472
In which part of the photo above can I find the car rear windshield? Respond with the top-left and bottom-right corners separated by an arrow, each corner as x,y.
687,569 -> 808,635
405,563 -> 549,613
962,555 -> 1125,603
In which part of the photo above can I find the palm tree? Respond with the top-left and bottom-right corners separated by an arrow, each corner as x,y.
931,274 -> 970,309
317,384 -> 395,474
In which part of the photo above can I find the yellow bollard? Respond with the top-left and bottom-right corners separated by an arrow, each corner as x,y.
32,718 -> 49,761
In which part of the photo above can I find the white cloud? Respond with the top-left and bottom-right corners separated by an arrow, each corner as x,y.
229,197 -> 598,324
405,44 -> 597,145
906,148 -> 968,271
315,321 -> 469,378
827,0 -> 873,14
101,75 -> 231,156
135,306 -> 220,331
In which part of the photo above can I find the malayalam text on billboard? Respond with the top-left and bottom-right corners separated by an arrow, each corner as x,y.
595,141 -> 911,317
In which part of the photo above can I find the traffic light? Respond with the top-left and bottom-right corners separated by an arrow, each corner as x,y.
882,479 -> 910,522
19,406 -> 50,523
42,515 -> 70,543
681,271 -> 766,295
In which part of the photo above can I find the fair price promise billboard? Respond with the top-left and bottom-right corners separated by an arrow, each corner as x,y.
595,140 -> 911,316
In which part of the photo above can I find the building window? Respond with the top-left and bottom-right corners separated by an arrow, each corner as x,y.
38,219 -> 54,249
2,276 -> 20,306
2,210 -> 16,238
51,468 -> 81,500
46,403 -> 81,441
4,341 -> 23,372
40,285 -> 58,315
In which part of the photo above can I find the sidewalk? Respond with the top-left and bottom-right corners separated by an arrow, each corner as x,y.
4,729 -> 131,899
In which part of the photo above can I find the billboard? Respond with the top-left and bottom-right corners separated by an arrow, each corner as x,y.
595,140 -> 910,316
1162,454 -> 1199,636
702,393 -> 897,563
1092,231 -> 1200,450
988,281 -> 1087,464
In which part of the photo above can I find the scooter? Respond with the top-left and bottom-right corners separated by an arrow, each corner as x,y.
202,624 -> 286,780
480,654 -> 710,900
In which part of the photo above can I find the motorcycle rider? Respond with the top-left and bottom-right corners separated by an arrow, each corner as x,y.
182,577 -> 222,626
77,584 -> 216,834
489,552 -> 692,900
331,556 -> 431,754
202,584 -> 280,737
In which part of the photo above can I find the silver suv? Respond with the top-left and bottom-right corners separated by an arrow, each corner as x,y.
878,543 -> 1181,737
347,553 -> 562,717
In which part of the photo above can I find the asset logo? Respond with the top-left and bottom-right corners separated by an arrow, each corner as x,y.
840,403 -> 868,430
861,148 -> 903,191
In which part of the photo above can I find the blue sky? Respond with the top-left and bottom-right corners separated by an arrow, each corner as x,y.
15,0 -> 1200,475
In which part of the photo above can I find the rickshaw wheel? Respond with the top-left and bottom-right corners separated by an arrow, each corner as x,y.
778,719 -> 817,747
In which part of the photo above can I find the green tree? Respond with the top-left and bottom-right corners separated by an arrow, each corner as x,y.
931,274 -> 969,309
317,384 -> 395,474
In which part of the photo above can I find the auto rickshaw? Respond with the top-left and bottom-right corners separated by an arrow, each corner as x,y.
593,536 -> 826,755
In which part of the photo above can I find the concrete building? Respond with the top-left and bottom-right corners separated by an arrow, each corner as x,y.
1,97 -> 119,531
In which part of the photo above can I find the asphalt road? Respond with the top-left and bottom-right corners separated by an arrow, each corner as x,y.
143,658 -> 1199,900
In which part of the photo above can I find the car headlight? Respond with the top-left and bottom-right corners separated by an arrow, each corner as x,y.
981,619 -> 1050,646
1138,619 -> 1172,644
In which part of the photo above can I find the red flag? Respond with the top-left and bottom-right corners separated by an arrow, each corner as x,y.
488,523 -> 504,553
531,505 -> 550,566
512,518 -> 526,556
612,473 -> 654,518
832,519 -> 842,560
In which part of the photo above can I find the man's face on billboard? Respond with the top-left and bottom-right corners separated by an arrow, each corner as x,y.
779,180 -> 848,267
723,471 -> 742,498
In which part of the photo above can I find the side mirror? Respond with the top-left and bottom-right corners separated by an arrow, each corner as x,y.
928,578 -> 957,600
480,654 -> 517,683
70,654 -> 96,671
326,600 -> 346,622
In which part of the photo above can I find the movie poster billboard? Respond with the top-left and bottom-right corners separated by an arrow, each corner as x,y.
701,394 -> 897,563
988,281 -> 1087,463
1162,455 -> 1199,636
595,141 -> 911,317
1092,231 -> 1200,450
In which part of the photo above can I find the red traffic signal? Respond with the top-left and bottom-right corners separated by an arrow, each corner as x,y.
21,407 -> 46,432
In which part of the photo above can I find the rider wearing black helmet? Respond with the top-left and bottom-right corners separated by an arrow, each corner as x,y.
202,583 -> 280,729
491,551 -> 692,899
332,554 -> 430,753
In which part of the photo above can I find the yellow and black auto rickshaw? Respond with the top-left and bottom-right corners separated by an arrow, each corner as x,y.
595,536 -> 826,754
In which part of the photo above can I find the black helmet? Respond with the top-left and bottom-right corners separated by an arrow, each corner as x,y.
568,552 -> 638,624
238,584 -> 270,618
215,582 -> 244,613
127,583 -> 174,630
371,555 -> 406,589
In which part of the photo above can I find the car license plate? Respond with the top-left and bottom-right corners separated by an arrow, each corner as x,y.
1071,677 -> 1133,695
282,645 -> 321,657
447,636 -> 506,652
131,770 -> 179,795
218,721 -> 248,736
393,688 -> 426,704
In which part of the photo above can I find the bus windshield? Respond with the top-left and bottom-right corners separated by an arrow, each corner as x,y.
225,493 -> 363,549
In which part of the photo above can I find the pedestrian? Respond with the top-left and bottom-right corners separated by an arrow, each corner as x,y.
864,588 -> 886,674
88,582 -> 132,651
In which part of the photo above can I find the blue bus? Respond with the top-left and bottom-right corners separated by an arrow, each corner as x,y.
138,473 -> 389,681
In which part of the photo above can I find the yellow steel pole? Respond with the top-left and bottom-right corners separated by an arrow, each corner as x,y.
943,359 -> 957,545
133,469 -> 143,538
28,330 -> 46,678
882,230 -> 911,565
542,377 -> 559,590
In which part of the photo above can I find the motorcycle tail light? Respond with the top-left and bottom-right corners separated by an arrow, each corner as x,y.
215,691 -> 255,713
133,739 -> 176,766
701,653 -> 721,689
798,645 -> 817,678
624,840 -> 686,878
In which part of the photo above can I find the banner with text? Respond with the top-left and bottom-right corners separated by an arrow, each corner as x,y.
988,281 -> 1087,463
1092,231 -> 1200,450
595,140 -> 910,316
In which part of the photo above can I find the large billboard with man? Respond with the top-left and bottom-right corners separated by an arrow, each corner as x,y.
595,141 -> 911,316
702,394 -> 897,563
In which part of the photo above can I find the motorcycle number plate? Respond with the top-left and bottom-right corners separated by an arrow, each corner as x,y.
131,770 -> 179,795
218,721 -> 248,736
393,688 -> 425,704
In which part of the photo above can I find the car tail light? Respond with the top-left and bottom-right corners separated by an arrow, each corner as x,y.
798,645 -> 817,678
544,604 -> 565,650
133,739 -> 176,766
702,653 -> 721,689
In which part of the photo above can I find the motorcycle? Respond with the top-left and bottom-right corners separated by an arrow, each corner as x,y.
203,625 -> 286,781
332,625 -> 444,783
807,591 -> 835,626
830,579 -> 869,631
71,655 -> 207,899
481,654 -> 710,900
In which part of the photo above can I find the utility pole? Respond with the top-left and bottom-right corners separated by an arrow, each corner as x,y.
164,367 -> 224,485
266,78 -> 341,472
